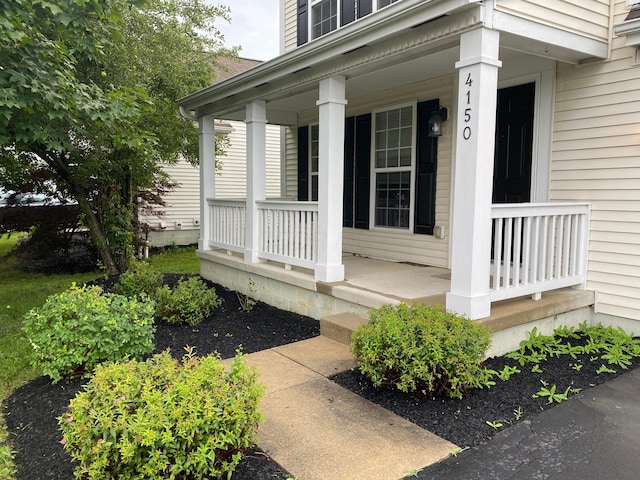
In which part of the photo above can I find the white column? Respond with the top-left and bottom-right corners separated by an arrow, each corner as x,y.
446,28 -> 502,320
315,76 -> 347,282
244,100 -> 267,263
198,115 -> 216,251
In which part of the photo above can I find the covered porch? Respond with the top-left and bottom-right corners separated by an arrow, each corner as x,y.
179,0 -> 604,322
198,249 -> 594,356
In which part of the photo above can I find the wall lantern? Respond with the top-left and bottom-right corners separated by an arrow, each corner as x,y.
428,107 -> 448,137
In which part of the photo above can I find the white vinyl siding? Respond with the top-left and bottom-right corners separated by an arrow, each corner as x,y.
215,122 -> 282,198
283,0 -> 298,52
285,126 -> 299,199
140,158 -> 201,246
495,0 -> 610,42
550,1 -> 640,320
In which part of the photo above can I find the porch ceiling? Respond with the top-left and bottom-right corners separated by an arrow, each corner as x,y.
178,0 -> 608,124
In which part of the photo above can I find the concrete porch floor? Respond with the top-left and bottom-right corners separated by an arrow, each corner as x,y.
198,249 -> 595,356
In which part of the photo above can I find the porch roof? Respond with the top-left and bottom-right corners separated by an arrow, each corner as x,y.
178,0 -> 607,123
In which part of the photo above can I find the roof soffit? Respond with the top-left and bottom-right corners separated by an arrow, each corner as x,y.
178,0 -> 483,116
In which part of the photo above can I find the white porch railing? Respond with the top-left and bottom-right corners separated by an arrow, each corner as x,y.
257,200 -> 318,269
207,199 -> 246,253
489,202 -> 590,302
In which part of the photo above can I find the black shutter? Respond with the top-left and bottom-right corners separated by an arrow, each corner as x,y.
297,126 -> 309,201
297,0 -> 308,46
358,0 -> 372,18
343,117 -> 355,227
341,0 -> 356,25
354,113 -> 371,229
414,99 -> 439,235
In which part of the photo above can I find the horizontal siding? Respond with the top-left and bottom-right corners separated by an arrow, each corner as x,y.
495,0 -> 610,42
550,2 -> 640,321
284,126 -> 298,199
140,158 -> 201,236
283,0 -> 297,53
216,122 -> 282,198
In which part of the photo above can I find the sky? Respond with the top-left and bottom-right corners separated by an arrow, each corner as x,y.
211,0 -> 280,61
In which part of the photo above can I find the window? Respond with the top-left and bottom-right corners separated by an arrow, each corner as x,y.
372,105 -> 414,229
311,0 -> 338,39
377,0 -> 399,8
296,100 -> 438,234
300,0 -> 403,44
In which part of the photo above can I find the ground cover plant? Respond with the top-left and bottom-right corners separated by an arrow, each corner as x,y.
334,320 -> 640,449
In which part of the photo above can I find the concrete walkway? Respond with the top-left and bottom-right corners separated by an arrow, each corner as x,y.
240,336 -> 456,480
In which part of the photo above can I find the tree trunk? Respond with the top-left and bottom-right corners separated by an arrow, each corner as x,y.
75,192 -> 120,276
39,149 -> 121,275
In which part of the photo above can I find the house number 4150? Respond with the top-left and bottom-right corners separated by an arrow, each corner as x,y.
463,73 -> 472,141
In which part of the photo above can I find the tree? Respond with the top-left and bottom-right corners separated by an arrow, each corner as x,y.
0,0 -> 234,274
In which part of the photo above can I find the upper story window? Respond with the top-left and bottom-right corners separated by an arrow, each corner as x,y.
298,0 -> 400,45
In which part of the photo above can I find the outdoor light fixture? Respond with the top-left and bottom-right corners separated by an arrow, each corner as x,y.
428,107 -> 448,137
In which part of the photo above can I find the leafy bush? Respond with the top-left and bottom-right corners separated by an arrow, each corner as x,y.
59,350 -> 265,480
23,284 -> 155,383
351,303 -> 492,399
113,260 -> 163,299
155,276 -> 222,325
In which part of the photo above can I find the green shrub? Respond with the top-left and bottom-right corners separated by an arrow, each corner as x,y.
351,303 -> 492,399
155,276 -> 222,325
23,284 -> 155,383
59,350 -> 265,480
113,260 -> 163,299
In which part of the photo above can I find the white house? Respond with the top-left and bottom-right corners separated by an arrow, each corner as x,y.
143,58 -> 283,247
178,0 -> 640,352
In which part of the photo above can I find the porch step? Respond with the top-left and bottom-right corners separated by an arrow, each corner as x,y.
320,312 -> 369,346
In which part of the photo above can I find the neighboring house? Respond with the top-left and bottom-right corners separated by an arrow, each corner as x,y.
178,0 -> 640,347
142,58 -> 282,247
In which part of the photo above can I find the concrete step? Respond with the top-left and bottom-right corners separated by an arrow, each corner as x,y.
320,311 -> 369,346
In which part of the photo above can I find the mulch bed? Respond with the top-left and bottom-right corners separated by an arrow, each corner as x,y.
4,273 -> 640,479
3,275 -> 319,480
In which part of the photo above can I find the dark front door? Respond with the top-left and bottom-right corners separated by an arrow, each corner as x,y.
493,82 -> 535,204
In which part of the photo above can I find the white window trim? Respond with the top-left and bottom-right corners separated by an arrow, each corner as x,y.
310,0 -> 340,41
309,0 -> 400,41
369,102 -> 417,233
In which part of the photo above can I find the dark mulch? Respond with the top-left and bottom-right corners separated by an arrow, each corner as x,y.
4,275 -> 640,480
333,337 -> 640,450
3,275 -> 319,480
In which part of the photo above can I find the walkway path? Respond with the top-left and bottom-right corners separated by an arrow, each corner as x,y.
238,336 -> 455,480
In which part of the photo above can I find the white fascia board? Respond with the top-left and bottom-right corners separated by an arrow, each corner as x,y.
177,0 -> 480,114
492,10 -> 608,62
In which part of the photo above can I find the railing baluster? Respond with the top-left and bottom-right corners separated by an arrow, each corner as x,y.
489,203 -> 589,303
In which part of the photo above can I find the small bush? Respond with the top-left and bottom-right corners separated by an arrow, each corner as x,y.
59,350 -> 264,480
351,303 -> 492,399
113,260 -> 163,299
155,276 -> 222,325
23,284 -> 155,383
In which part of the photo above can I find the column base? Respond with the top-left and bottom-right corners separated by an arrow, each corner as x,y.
446,292 -> 491,320
314,263 -> 345,283
198,239 -> 210,251
244,249 -> 266,264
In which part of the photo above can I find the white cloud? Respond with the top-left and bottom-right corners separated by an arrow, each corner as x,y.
212,0 -> 280,61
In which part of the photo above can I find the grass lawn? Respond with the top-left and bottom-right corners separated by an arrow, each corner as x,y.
0,236 -> 199,479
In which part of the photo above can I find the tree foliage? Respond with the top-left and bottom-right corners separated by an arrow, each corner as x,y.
0,0 -> 234,274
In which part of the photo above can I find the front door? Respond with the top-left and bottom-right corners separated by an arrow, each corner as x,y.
493,82 -> 535,204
